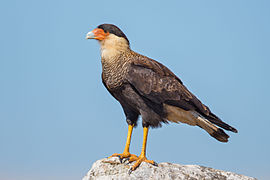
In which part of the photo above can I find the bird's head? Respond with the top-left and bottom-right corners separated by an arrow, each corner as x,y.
86,24 -> 130,59
86,24 -> 129,47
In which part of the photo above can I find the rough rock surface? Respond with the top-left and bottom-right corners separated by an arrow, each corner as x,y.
82,157 -> 256,180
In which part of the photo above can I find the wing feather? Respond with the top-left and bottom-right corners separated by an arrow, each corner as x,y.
126,57 -> 237,133
127,58 -> 208,114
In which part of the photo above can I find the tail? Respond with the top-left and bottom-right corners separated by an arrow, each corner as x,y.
191,112 -> 229,142
164,104 -> 235,142
207,112 -> 238,133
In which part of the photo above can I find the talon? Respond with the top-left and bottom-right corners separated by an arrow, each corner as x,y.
126,157 -> 133,164
118,156 -> 123,163
122,158 -> 128,163
128,168 -> 133,175
153,161 -> 158,166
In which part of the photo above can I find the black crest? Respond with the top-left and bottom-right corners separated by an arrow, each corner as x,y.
97,24 -> 129,45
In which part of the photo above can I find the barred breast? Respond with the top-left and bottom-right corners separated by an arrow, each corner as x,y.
101,54 -> 130,90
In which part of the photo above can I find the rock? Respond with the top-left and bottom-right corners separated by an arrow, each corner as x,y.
82,157 -> 256,180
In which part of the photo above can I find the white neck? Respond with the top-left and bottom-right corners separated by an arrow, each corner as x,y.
99,34 -> 129,62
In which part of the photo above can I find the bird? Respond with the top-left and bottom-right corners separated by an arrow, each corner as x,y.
86,24 -> 238,173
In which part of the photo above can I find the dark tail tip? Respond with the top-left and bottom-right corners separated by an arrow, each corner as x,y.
230,127 -> 238,133
208,113 -> 238,133
211,128 -> 230,143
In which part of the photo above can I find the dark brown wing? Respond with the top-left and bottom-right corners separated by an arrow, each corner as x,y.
127,57 -> 237,133
128,57 -> 209,114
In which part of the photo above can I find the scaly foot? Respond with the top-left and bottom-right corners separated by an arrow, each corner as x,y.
109,152 -> 138,163
128,155 -> 158,174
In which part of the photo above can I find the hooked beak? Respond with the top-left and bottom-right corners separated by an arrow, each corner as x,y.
86,28 -> 109,40
86,31 -> 95,39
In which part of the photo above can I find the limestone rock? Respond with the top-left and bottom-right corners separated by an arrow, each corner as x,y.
82,157 -> 256,180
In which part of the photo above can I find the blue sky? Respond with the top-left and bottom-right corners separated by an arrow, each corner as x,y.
1,0 -> 269,179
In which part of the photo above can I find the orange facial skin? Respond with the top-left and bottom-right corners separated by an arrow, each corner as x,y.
92,28 -> 109,40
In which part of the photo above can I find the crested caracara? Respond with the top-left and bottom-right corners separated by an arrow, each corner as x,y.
86,24 -> 238,173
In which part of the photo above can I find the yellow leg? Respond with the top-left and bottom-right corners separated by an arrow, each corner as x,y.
109,125 -> 138,161
128,127 -> 157,173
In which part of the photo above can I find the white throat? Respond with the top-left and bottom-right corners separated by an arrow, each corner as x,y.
100,34 -> 129,62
